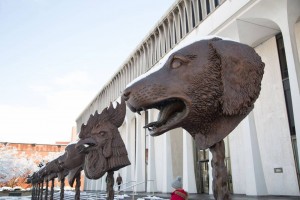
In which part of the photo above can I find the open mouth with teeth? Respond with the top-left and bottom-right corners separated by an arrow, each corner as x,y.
129,98 -> 188,136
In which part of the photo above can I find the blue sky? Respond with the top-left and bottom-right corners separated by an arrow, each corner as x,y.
0,0 -> 174,144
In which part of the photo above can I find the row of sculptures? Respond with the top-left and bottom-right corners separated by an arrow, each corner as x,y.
28,38 -> 264,200
27,99 -> 130,200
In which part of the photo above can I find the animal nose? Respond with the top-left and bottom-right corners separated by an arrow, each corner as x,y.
122,90 -> 131,101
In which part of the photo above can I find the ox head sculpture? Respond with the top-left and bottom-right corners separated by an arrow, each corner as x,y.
76,98 -> 130,179
123,38 -> 264,149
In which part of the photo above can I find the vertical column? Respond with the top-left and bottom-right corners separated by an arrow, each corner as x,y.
242,113 -> 267,195
135,113 -> 146,191
90,179 -> 95,190
123,117 -> 132,187
120,111 -> 136,191
208,151 -> 213,195
162,132 -> 174,193
281,24 -> 300,169
147,110 -> 157,193
124,113 -> 136,191
96,178 -> 102,191
182,130 -> 197,193
101,176 -> 106,191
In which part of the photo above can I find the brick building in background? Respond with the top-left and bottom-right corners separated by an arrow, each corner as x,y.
0,142 -> 67,189
0,126 -> 83,189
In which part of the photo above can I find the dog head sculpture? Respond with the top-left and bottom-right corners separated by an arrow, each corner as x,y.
123,38 -> 264,149
76,98 -> 130,179
58,143 -> 85,171
57,143 -> 85,186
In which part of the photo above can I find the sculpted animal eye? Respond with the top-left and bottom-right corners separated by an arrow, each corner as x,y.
171,59 -> 182,69
171,55 -> 190,69
99,131 -> 106,136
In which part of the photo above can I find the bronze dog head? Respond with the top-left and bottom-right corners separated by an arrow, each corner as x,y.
123,38 -> 264,149
57,143 -> 85,186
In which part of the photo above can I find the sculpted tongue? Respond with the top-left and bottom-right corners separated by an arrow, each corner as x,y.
144,101 -> 184,129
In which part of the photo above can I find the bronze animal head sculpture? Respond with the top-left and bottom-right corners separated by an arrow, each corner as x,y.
58,143 -> 85,171
41,157 -> 68,183
123,38 -> 264,149
57,143 -> 85,186
76,98 -> 130,179
43,158 -> 60,177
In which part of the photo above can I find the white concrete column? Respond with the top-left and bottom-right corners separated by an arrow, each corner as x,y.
123,116 -> 132,189
123,109 -> 137,191
162,132 -> 174,193
281,24 -> 300,170
242,113 -> 267,195
83,176 -> 88,190
101,176 -> 106,191
147,110 -> 157,193
91,179 -> 96,190
135,113 -> 146,192
182,130 -> 197,193
97,179 -> 101,191
208,151 -> 213,195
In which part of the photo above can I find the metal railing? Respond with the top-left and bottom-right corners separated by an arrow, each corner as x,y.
113,180 -> 136,192
114,180 -> 156,199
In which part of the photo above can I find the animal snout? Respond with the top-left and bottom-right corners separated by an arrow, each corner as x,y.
122,90 -> 131,101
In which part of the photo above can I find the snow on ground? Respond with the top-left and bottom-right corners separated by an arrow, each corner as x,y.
0,191 -> 167,199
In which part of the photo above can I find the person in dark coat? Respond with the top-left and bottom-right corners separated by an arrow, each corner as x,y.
116,173 -> 123,191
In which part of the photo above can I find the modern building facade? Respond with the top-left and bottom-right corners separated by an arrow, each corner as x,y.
76,0 -> 300,196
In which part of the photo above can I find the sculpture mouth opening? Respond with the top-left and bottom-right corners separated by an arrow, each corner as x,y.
137,98 -> 188,136
78,143 -> 96,154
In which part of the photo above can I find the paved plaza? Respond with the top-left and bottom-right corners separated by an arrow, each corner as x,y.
0,191 -> 299,199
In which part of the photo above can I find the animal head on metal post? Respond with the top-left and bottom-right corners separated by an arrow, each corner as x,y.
76,98 -> 130,179
42,157 -> 68,182
58,143 -> 85,171
57,143 -> 85,186
36,166 -> 47,182
43,158 -> 60,176
123,38 -> 264,149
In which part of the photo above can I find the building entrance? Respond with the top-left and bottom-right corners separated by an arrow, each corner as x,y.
196,149 -> 209,193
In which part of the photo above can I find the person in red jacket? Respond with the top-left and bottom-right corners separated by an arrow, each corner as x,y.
170,176 -> 188,200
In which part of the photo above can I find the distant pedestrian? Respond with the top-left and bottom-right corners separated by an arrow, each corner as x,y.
116,173 -> 123,191
170,176 -> 188,200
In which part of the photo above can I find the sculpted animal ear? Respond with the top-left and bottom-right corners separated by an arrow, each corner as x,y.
103,139 -> 112,158
210,39 -> 264,115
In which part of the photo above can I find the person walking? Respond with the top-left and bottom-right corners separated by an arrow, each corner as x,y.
170,176 -> 188,200
116,173 -> 123,191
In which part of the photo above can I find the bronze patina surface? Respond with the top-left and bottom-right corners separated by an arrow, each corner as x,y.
76,98 -> 130,200
123,38 -> 264,200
